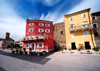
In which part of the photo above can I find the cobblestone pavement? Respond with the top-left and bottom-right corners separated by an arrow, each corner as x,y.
0,49 -> 100,71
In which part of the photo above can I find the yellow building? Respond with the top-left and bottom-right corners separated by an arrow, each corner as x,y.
64,8 -> 96,50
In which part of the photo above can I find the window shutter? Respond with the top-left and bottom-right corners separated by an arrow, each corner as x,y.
37,43 -> 39,48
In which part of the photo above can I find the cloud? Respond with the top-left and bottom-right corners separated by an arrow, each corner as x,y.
0,0 -> 26,41
43,0 -> 61,6
40,1 -> 69,23
40,0 -> 100,24
67,0 -> 100,14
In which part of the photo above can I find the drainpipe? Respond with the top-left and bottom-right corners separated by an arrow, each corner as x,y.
88,9 -> 95,48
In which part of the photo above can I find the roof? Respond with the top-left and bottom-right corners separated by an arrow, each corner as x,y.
15,41 -> 19,43
64,8 -> 91,16
91,11 -> 100,15
0,38 -> 5,41
26,19 -> 53,23
54,22 -> 64,25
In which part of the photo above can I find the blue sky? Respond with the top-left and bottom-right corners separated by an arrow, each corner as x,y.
0,0 -> 100,41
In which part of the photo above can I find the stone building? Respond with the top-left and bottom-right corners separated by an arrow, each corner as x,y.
0,32 -> 14,48
53,22 -> 66,49
91,11 -> 100,48
15,39 -> 23,47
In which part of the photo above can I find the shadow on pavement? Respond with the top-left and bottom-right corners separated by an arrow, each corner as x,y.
0,50 -> 55,65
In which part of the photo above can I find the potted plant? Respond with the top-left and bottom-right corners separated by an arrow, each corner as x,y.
77,47 -> 82,53
92,47 -> 99,54
29,47 -> 32,55
86,50 -> 92,54
60,46 -> 64,53
11,48 -> 15,53
37,47 -> 43,56
68,47 -> 72,53
23,48 -> 27,54
43,47 -> 46,54
15,47 -> 19,54
18,48 -> 23,54
36,36 -> 38,39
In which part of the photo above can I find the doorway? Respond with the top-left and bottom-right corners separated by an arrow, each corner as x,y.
84,42 -> 91,49
32,43 -> 36,50
71,42 -> 76,50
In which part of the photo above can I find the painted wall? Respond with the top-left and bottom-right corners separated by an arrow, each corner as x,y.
23,20 -> 54,52
64,9 -> 96,49
25,21 -> 53,39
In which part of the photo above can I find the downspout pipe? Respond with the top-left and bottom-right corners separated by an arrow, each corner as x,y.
88,9 -> 95,48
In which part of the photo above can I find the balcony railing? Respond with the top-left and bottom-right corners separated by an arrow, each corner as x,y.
69,24 -> 92,32
21,35 -> 46,42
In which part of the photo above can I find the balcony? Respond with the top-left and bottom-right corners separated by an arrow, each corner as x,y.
69,24 -> 92,32
21,35 -> 46,42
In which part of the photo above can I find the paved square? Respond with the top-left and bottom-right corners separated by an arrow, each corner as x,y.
0,49 -> 100,71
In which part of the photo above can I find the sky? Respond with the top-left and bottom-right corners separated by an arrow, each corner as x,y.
0,0 -> 100,41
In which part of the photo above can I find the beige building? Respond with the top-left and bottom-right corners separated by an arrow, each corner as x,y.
15,39 -> 23,47
0,32 -> 14,48
53,22 -> 66,49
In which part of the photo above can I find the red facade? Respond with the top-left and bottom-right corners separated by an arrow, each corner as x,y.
23,19 -> 54,52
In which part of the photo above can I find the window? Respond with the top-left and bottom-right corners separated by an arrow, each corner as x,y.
61,31 -> 63,34
37,43 -> 44,48
84,32 -> 89,37
93,23 -> 98,28
29,23 -> 34,26
45,24 -> 50,27
25,44 -> 29,48
70,24 -> 74,30
69,17 -> 73,21
39,29 -> 44,32
70,24 -> 74,27
45,29 -> 50,33
29,29 -> 33,32
82,13 -> 86,18
92,16 -> 97,20
82,21 -> 87,27
71,34 -> 75,38
39,23 -> 44,26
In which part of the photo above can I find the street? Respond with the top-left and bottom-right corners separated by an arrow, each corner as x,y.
0,49 -> 100,71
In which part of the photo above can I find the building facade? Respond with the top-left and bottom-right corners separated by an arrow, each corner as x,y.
15,39 -> 23,47
0,32 -> 14,49
53,22 -> 66,48
91,11 -> 100,48
64,8 -> 96,50
22,19 -> 54,52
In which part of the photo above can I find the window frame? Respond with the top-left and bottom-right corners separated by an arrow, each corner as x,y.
82,13 -> 86,18
29,29 -> 34,32
92,16 -> 97,20
61,31 -> 63,34
45,29 -> 50,33
38,29 -> 44,33
71,33 -> 75,38
69,17 -> 73,21
39,23 -> 44,26
37,43 -> 44,48
25,44 -> 29,48
84,32 -> 89,37
45,24 -> 50,27
93,23 -> 98,28
29,23 -> 34,26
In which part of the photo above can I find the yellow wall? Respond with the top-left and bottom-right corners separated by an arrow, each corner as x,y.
64,9 -> 96,50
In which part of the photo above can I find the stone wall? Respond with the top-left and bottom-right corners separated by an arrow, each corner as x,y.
53,22 -> 66,49
91,12 -> 100,48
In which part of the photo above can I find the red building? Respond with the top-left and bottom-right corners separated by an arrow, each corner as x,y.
22,19 -> 54,52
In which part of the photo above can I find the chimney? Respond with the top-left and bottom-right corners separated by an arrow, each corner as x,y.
6,32 -> 10,39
